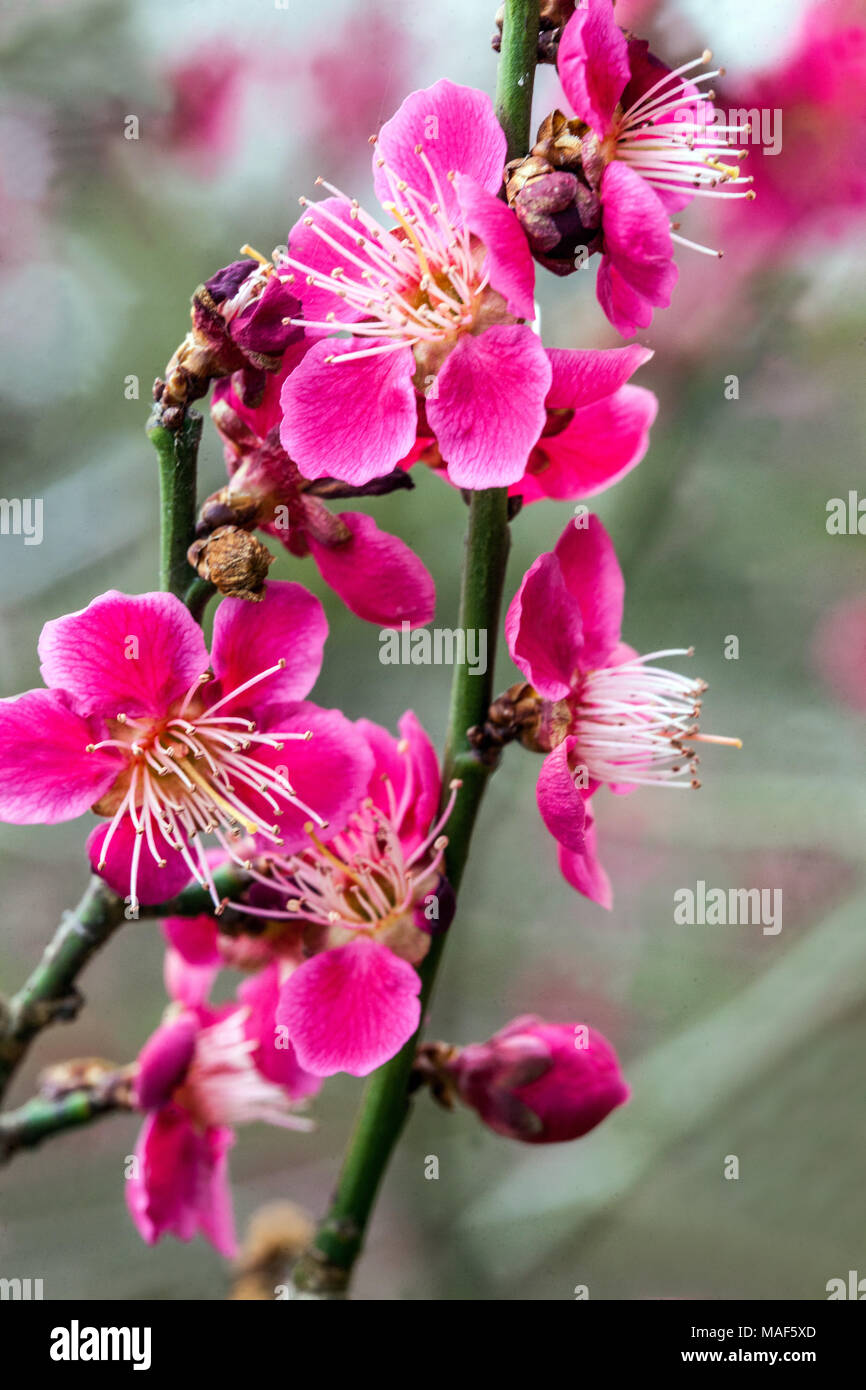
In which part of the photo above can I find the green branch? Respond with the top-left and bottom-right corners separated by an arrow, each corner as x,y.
0,865 -> 250,1103
494,0 -> 540,163
148,409 -> 202,601
0,1083 -> 133,1164
184,574 -> 217,624
290,0 -> 540,1298
137,863 -> 247,918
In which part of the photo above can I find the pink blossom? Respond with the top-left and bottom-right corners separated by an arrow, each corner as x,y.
265,713 -> 457,1077
556,0 -> 753,335
301,4 -> 418,160
211,357 -> 435,627
128,961 -> 318,1256
812,594 -> 866,713
163,45 -> 245,174
721,0 -> 866,243
278,80 -> 550,490
165,713 -> 455,1078
447,1014 -> 629,1143
0,584 -> 373,915
511,344 -> 657,504
407,346 -> 658,505
506,515 -> 740,906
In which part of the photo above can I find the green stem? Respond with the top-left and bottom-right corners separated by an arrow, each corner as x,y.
0,865 -> 248,1103
138,862 -> 247,918
184,575 -> 217,624
149,410 -> 202,600
494,0 -> 540,163
0,1086 -> 131,1164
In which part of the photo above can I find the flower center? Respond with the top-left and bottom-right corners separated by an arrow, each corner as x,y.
279,144 -> 496,366
611,50 -> 755,256
221,246 -> 277,321
240,772 -> 461,938
87,661 -> 324,915
571,648 -> 741,788
178,1007 -> 312,1131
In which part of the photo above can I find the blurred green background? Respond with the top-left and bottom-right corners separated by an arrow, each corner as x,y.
1,0 -> 864,1300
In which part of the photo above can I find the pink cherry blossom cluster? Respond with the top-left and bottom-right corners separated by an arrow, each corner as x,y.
5,0 -> 823,1264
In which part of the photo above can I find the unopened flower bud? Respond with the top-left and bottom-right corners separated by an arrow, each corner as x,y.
156,252 -> 301,419
188,525 -> 274,601
447,1015 -> 629,1144
505,113 -> 603,274
469,682 -> 569,759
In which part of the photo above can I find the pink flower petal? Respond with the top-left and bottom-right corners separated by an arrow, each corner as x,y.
163,913 -> 221,969
238,964 -> 322,1100
210,580 -> 327,716
554,514 -> 624,668
280,336 -> 417,485
558,807 -> 612,909
455,173 -> 536,319
428,325 -> 551,489
38,590 -> 210,721
545,344 -> 654,410
195,1125 -> 238,1259
505,550 -> 584,700
620,36 -> 673,112
373,80 -> 506,223
249,702 -> 375,856
287,196 -> 381,325
307,511 -> 435,628
355,710 -> 441,854
536,739 -> 587,854
277,940 -> 421,1077
597,162 -> 677,336
557,1 -> 630,137
512,345 -> 657,504
87,816 -> 194,906
135,1014 -> 198,1110
0,689 -> 121,824
127,1107 -> 237,1257
164,946 -> 218,1009
596,258 -> 655,338
530,383 -> 658,500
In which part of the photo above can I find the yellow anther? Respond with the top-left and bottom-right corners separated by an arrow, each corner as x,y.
387,203 -> 433,280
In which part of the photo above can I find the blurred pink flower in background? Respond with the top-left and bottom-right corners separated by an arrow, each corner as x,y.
162,44 -> 247,172
0,103 -> 54,266
721,0 -> 866,243
554,0 -> 752,335
812,594 -> 866,713
615,0 -> 662,24
301,3 -> 417,153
